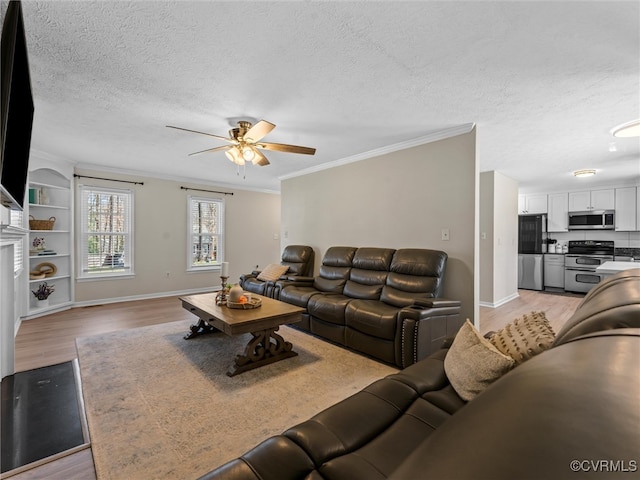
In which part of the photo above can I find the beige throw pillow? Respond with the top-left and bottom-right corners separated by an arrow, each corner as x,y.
256,264 -> 289,282
489,311 -> 555,364
444,319 -> 516,402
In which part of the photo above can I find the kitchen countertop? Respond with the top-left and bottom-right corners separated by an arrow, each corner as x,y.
596,261 -> 639,275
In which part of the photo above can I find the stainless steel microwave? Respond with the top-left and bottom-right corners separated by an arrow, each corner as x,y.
568,210 -> 615,230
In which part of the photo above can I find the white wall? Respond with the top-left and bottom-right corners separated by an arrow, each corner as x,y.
74,168 -> 282,304
479,172 -> 495,303
480,171 -> 519,307
281,129 -> 477,323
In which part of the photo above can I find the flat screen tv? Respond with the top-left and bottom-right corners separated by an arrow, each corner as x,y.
1,0 -> 34,210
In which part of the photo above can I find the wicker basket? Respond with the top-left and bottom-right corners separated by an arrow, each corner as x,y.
29,215 -> 56,230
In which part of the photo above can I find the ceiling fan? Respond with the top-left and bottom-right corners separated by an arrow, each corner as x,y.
166,120 -> 316,167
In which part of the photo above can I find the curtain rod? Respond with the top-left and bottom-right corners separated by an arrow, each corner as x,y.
74,174 -> 144,185
180,186 -> 234,196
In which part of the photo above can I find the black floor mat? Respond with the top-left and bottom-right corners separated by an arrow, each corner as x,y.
1,360 -> 86,473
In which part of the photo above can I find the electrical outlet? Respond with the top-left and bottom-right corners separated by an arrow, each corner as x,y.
441,228 -> 450,241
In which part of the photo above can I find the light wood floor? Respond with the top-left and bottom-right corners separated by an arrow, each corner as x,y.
4,290 -> 583,479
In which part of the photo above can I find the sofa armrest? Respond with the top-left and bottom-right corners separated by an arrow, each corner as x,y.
240,270 -> 261,281
285,275 -> 314,283
412,298 -> 461,309
398,299 -> 464,368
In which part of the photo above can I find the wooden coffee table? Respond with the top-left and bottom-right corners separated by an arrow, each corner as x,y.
179,293 -> 304,376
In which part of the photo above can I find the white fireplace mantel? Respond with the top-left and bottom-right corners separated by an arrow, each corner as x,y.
1,224 -> 27,379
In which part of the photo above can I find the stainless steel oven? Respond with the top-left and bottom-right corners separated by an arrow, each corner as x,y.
564,240 -> 614,293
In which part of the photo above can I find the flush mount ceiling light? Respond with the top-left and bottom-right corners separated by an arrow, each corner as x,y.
573,169 -> 597,178
611,119 -> 640,137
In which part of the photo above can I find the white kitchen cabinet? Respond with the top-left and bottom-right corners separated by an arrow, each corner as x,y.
568,189 -> 614,211
518,194 -> 547,214
547,193 -> 569,232
615,187 -> 637,231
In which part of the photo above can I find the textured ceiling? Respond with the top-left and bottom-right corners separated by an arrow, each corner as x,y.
11,1 -> 640,193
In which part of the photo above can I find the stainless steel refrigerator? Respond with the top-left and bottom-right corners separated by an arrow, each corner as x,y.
518,214 -> 546,290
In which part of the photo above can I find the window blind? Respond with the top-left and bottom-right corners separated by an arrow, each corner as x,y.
188,196 -> 224,270
78,185 -> 134,278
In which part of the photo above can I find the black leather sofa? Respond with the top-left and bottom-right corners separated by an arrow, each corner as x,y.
276,246 -> 463,368
239,245 -> 314,298
200,268 -> 640,480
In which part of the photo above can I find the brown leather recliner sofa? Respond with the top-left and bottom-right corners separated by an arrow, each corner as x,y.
275,246 -> 463,368
199,268 -> 640,480
239,245 -> 314,298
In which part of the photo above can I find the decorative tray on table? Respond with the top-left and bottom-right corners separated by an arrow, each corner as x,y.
226,296 -> 262,309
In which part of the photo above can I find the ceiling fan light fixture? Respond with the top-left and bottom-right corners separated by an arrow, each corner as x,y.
241,146 -> 255,161
611,119 -> 640,137
573,169 -> 596,178
225,148 -> 244,165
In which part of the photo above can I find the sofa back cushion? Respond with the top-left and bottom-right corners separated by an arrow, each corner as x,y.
553,268 -> 640,346
313,246 -> 357,293
343,247 -> 395,299
381,249 -> 448,307
281,245 -> 315,276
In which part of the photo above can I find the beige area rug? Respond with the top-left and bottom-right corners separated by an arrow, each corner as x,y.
76,320 -> 397,480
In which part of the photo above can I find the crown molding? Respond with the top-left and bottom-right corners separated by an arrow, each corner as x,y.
30,148 -> 74,164
279,123 -> 475,181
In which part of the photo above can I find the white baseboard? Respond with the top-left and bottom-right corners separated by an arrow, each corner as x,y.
72,286 -> 220,309
479,292 -> 519,309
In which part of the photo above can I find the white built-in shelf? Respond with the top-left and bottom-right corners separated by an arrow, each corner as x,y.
26,167 -> 74,318
29,181 -> 67,190
29,274 -> 71,284
29,203 -> 69,210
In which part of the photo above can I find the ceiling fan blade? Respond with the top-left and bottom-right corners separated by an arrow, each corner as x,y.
244,120 -> 276,143
166,125 -> 235,143
251,148 -> 270,166
257,142 -> 316,155
188,145 -> 231,156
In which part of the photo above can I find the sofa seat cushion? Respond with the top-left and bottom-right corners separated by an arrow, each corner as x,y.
345,299 -> 400,340
199,435 -> 314,480
279,286 -> 323,308
318,397 -> 450,479
282,375 -> 452,469
307,294 -> 353,325
421,385 -> 466,415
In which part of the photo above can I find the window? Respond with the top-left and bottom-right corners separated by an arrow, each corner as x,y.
78,186 -> 133,279
188,196 -> 224,271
